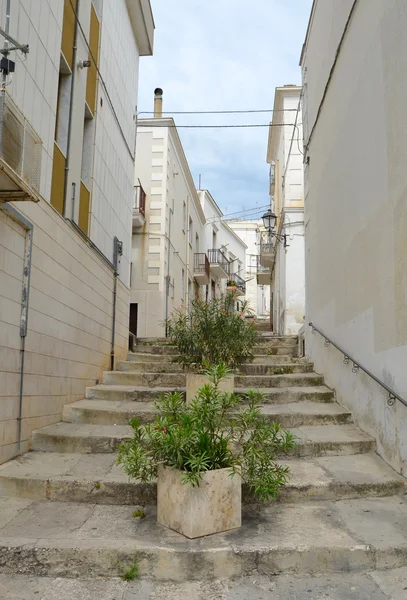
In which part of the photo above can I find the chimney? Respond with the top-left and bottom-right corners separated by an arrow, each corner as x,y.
154,88 -> 163,118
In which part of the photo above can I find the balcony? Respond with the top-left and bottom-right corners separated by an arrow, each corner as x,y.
133,184 -> 146,228
0,93 -> 42,203
194,253 -> 210,286
259,235 -> 276,268
227,273 -> 246,296
208,249 -> 229,279
257,259 -> 271,285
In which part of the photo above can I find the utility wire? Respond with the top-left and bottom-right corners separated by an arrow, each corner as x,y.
137,123 -> 299,129
68,0 -> 134,160
205,204 -> 270,223
138,108 -> 300,116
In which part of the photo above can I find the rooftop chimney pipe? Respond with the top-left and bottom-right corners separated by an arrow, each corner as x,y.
154,88 -> 163,118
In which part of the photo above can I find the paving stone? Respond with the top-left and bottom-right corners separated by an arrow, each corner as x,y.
2,571 -> 407,599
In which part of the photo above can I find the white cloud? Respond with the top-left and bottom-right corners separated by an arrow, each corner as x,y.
138,0 -> 313,215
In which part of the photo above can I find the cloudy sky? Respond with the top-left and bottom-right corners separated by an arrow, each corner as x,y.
138,0 -> 313,218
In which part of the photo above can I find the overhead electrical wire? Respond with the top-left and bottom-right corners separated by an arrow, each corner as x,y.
137,123 -> 301,129
206,204 -> 270,223
138,108 -> 299,116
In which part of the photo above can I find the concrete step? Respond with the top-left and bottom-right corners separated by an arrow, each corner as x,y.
103,371 -> 186,387
117,360 -> 314,375
102,371 -> 324,389
129,345 -> 298,357
234,372 -> 324,388
117,360 -> 185,373
0,496 -> 407,580
135,336 -> 298,348
126,352 -> 305,365
31,422 -> 375,456
4,570 -> 407,600
85,384 -> 334,404
0,453 -> 403,506
238,362 -> 314,375
62,399 -> 352,428
131,345 -> 179,355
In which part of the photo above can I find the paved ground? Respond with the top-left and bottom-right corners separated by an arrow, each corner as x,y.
2,569 -> 407,599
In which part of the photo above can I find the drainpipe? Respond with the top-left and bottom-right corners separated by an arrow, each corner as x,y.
111,236 -> 123,371
62,0 -> 80,217
185,196 -> 190,312
165,207 -> 173,336
1,205 -> 33,450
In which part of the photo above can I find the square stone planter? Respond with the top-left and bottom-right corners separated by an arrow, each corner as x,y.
186,373 -> 234,404
157,465 -> 242,539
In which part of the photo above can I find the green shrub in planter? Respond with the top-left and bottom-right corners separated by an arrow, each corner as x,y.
165,292 -> 259,370
117,364 -> 295,503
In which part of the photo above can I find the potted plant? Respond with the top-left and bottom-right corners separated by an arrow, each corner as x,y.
165,292 -> 258,400
117,364 -> 295,539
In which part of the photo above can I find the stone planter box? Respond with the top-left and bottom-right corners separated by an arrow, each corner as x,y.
186,373 -> 234,404
157,465 -> 241,538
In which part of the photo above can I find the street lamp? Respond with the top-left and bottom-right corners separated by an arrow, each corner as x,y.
261,209 -> 287,247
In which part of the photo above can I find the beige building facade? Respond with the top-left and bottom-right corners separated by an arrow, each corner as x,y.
0,0 -> 154,464
131,107 -> 247,338
301,0 -> 407,474
262,85 -> 305,335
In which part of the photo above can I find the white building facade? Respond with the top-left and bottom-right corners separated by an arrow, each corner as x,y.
131,107 -> 247,338
131,116 -> 207,338
0,0 -> 154,464
227,219 -> 271,318
262,85 -> 305,335
301,0 -> 407,475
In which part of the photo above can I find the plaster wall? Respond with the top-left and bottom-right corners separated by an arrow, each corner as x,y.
132,125 -> 206,337
302,0 -> 407,473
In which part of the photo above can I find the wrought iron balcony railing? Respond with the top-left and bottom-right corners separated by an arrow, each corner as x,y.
134,184 -> 146,217
227,273 -> 246,294
194,253 -> 210,279
208,249 -> 230,275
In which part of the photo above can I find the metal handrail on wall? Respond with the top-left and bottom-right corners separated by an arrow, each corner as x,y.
309,322 -> 407,409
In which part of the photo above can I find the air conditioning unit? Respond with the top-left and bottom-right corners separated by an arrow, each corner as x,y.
0,92 -> 42,201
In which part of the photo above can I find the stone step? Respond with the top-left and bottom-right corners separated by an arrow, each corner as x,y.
103,371 -> 186,387
101,371 -> 324,389
0,495 -> 406,580
0,453 -> 403,506
31,422 -> 375,456
4,570 -> 407,600
235,372 -> 324,388
117,360 -> 314,375
85,384 -> 335,404
62,399 -> 352,428
136,336 -> 298,348
238,362 -> 314,375
130,345 -> 298,357
117,360 -> 185,372
126,352 -> 304,365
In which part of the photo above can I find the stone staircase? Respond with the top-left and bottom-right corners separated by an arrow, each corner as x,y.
0,336 -> 406,584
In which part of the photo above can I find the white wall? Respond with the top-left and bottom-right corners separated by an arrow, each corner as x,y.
268,87 -> 305,334
199,191 -> 247,301
132,123 -> 206,337
227,219 -> 270,316
302,0 -> 407,474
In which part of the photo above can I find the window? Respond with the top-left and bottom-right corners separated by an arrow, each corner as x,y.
195,233 -> 199,254
189,217 -> 193,246
181,268 -> 185,300
183,201 -> 186,232
212,229 -> 216,249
